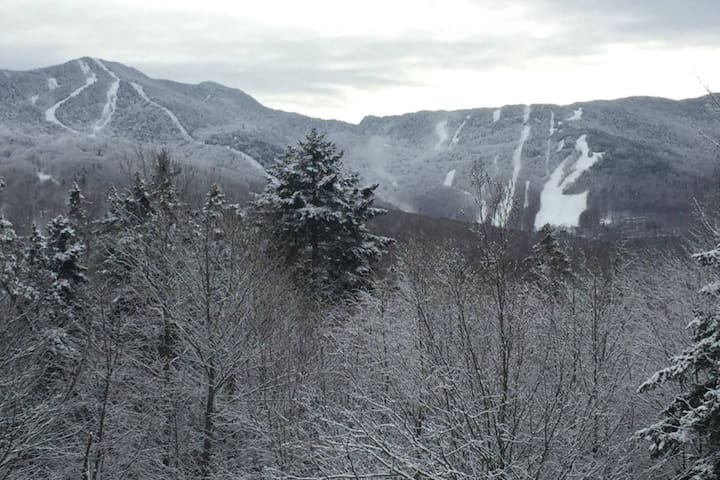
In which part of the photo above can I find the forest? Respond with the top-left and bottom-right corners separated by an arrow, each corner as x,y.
1,129 -> 719,480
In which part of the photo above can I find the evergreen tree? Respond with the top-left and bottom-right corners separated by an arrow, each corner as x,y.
45,215 -> 87,312
528,224 -> 572,294
253,129 -> 392,295
150,150 -> 180,217
68,182 -> 87,226
638,244 -> 720,479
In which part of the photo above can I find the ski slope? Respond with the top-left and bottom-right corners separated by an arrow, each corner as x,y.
131,82 -> 193,142
92,58 -> 120,133
45,60 -> 97,134
443,169 -> 456,187
534,134 -> 604,229
434,120 -> 449,151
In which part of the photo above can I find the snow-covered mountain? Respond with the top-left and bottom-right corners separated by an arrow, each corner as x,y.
2,57 -> 719,233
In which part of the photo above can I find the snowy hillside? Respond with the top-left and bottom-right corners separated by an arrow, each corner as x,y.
1,57 -> 719,233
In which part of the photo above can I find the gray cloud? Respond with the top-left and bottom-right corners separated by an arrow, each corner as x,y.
0,0 -> 718,119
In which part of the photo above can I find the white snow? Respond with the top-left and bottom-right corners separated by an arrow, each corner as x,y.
131,82 -> 193,142
534,134 -> 604,229
450,119 -> 467,148
37,171 -> 56,183
567,107 -> 583,121
492,108 -> 502,123
493,155 -> 499,170
600,213 -> 613,226
92,58 -> 120,134
495,105 -> 531,226
549,111 -> 555,136
434,120 -> 449,151
47,78 -> 58,90
131,81 -> 264,172
443,169 -> 456,187
45,60 -> 97,134
223,145 -> 265,172
30,95 -> 39,105
557,139 -> 565,152
523,180 -> 530,208
544,140 -> 551,176
202,94 -> 213,103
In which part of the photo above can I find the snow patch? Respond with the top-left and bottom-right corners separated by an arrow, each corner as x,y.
434,120 -> 449,151
600,213 -> 613,226
450,119 -> 467,148
549,111 -> 555,136
557,139 -> 565,152
443,169 -> 456,187
495,106 -> 532,226
92,58 -> 120,133
47,78 -> 58,90
45,60 -> 97,134
37,171 -> 57,183
30,95 -> 39,105
492,108 -> 502,123
567,107 -> 583,121
523,180 -> 530,208
202,94 -> 213,103
534,134 -> 604,229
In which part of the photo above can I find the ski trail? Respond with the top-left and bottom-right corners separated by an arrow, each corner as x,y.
92,58 -> 120,133
506,105 -> 531,216
449,119 -> 467,150
131,82 -> 264,172
131,82 -> 193,142
567,107 -> 583,121
434,120 -> 448,151
523,180 -> 530,208
534,134 -> 604,229
223,146 -> 265,172
45,59 -> 97,134
443,169 -> 456,187
545,110 -> 555,176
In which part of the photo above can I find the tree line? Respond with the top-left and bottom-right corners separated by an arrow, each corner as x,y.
0,130 -> 718,479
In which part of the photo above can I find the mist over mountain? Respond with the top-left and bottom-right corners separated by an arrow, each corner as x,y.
2,56 -> 719,234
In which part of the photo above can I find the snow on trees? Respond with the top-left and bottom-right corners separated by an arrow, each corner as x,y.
253,128 -> 392,295
638,244 -> 720,479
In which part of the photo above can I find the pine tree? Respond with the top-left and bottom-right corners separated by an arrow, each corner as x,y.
68,182 -> 87,226
150,150 -> 179,217
637,244 -> 720,479
528,224 -> 572,294
253,129 -> 392,295
45,215 -> 87,312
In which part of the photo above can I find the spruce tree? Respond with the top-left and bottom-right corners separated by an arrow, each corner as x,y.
253,129 -> 391,295
68,182 -> 87,226
638,244 -> 720,479
528,224 -> 572,294
45,215 -> 87,312
150,149 -> 179,217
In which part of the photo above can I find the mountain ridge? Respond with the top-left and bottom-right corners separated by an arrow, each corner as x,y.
1,57 -> 719,234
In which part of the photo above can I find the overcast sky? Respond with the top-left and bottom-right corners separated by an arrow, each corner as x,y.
1,0 -> 719,122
